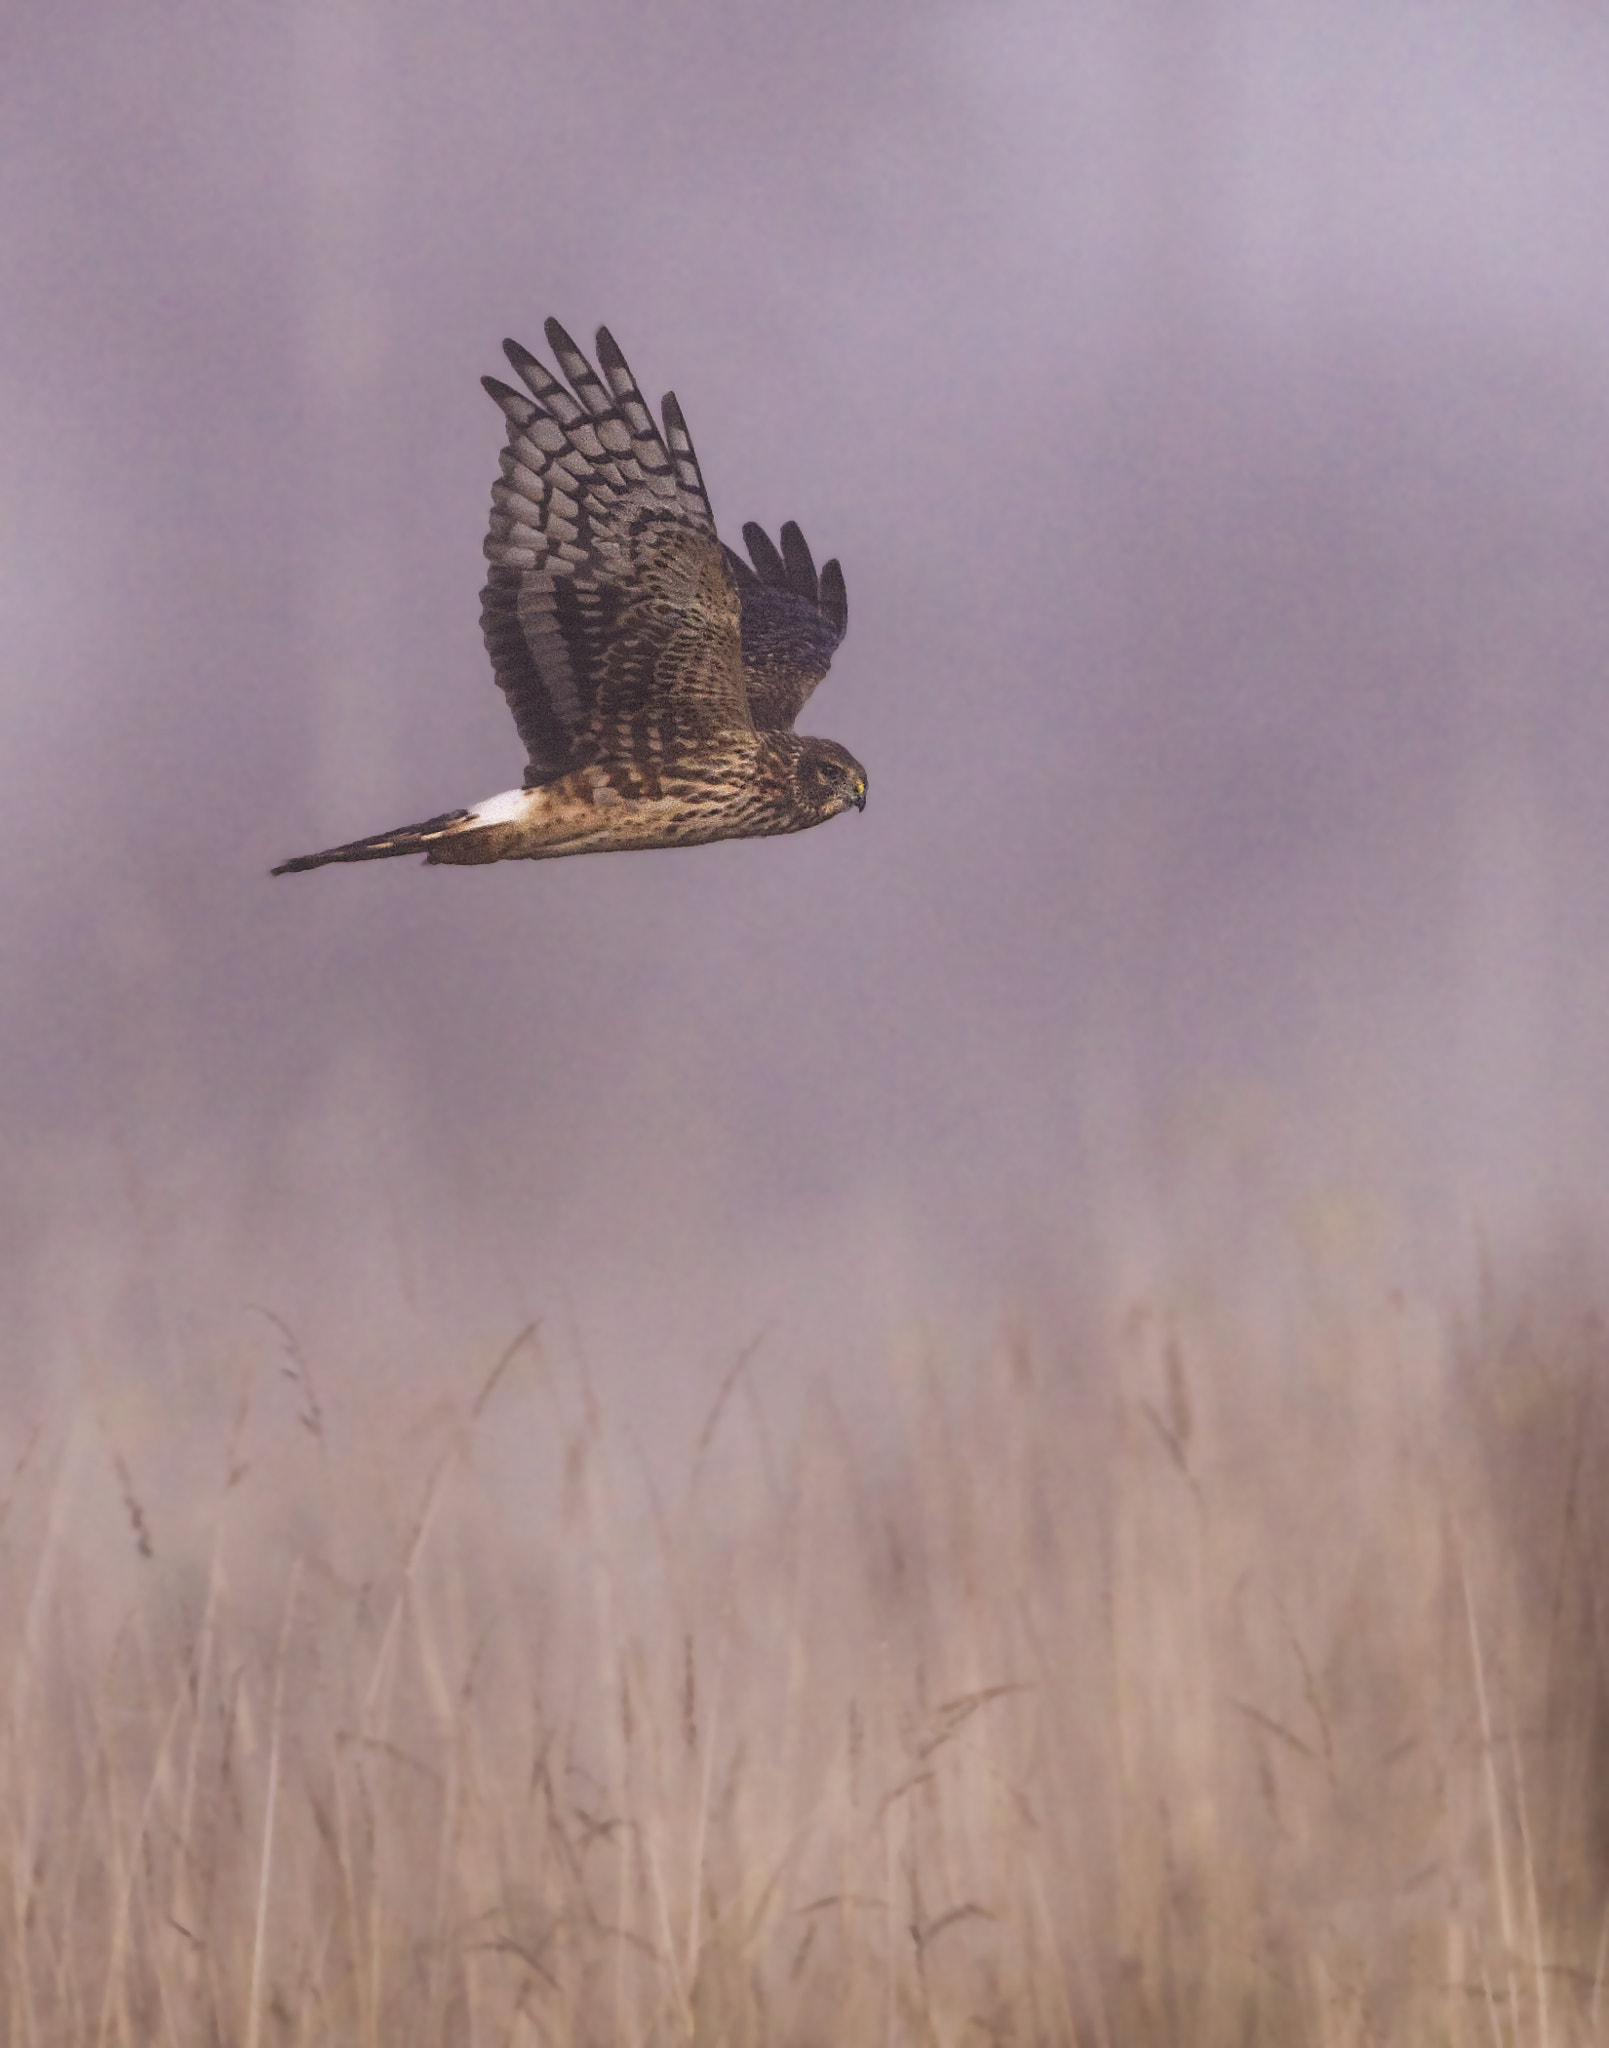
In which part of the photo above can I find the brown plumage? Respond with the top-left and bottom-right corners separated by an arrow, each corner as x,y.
273,320 -> 865,876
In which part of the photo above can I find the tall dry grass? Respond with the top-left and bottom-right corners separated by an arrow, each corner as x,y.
4,1252 -> 1609,2046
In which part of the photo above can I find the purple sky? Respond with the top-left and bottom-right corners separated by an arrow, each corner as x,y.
8,0 -> 1609,1404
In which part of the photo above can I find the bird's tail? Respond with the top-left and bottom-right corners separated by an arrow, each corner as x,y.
271,808 -> 482,875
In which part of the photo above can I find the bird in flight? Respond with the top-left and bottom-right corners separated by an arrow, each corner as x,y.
273,320 -> 865,875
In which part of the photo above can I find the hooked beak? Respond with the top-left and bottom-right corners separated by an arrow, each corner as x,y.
852,780 -> 866,813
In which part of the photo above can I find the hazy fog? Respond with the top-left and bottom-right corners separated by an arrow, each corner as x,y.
7,0 -> 1609,1403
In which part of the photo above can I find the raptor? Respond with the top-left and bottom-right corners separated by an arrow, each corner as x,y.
273,321 -> 865,874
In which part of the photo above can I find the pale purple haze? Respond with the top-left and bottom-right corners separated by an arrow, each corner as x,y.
7,0 -> 1609,1407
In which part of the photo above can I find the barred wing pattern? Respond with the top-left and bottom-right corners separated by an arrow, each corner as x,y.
725,520 -> 848,733
481,320 -> 749,792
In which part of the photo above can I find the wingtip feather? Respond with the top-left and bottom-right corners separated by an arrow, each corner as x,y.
821,558 -> 848,636
780,520 -> 819,603
742,521 -> 789,588
543,315 -> 582,359
482,374 -> 537,424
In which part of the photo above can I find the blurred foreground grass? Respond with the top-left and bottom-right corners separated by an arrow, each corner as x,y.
5,1260 -> 1609,2046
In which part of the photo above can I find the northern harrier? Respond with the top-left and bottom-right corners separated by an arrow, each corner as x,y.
273,321 -> 865,875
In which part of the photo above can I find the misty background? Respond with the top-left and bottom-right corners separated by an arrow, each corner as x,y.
6,0 -> 1609,1418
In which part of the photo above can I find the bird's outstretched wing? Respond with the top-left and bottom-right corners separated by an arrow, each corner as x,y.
480,321 -> 750,790
724,520 -> 848,732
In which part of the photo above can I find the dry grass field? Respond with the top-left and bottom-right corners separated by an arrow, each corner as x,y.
6,1243 -> 1609,2047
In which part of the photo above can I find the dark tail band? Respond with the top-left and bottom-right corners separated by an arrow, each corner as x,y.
271,809 -> 474,875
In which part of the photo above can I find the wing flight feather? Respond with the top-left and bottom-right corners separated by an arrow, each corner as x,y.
480,324 -> 746,788
724,518 -> 849,732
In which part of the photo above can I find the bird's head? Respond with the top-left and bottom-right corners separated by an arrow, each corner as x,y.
794,736 -> 868,821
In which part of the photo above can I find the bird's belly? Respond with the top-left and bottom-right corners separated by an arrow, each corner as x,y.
426,776 -> 756,863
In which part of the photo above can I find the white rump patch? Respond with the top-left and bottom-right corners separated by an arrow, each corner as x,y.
470,787 -> 533,827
